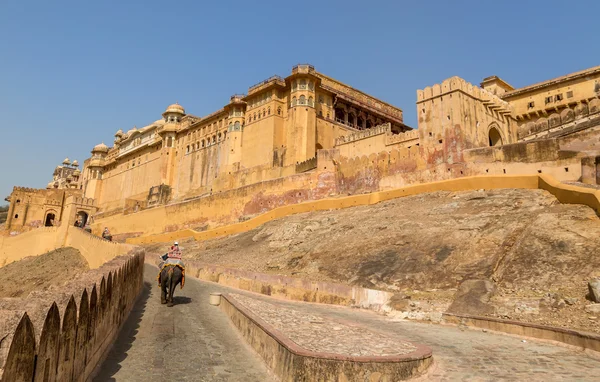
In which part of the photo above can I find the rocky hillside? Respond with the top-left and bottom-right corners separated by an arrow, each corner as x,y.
0,247 -> 89,298
146,188 -> 600,332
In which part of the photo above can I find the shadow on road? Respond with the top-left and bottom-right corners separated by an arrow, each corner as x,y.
92,280 -> 152,382
172,295 -> 192,305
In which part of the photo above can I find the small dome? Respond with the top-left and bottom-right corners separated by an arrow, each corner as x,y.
71,160 -> 79,167
115,129 -> 123,137
62,157 -> 70,165
73,169 -> 81,176
92,142 -> 109,153
164,103 -> 185,115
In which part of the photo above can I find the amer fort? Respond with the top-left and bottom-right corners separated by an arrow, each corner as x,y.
2,64 -> 600,381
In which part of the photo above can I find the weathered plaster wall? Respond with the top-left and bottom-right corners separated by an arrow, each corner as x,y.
128,173 -> 600,246
0,250 -> 144,382
93,170 -> 335,239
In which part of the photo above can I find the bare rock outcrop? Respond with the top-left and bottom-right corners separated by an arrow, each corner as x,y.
447,279 -> 496,316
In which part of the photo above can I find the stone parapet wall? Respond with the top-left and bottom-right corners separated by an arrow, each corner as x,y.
417,76 -> 512,114
443,312 -> 600,354
0,249 -> 145,381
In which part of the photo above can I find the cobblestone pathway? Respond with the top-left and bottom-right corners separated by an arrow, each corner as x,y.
96,265 -> 600,381
92,264 -> 275,382
231,292 -> 600,382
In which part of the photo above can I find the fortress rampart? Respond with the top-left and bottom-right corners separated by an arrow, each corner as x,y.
0,250 -> 144,381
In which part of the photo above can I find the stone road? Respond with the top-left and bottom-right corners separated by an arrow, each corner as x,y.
92,264 -> 276,382
95,265 -> 600,381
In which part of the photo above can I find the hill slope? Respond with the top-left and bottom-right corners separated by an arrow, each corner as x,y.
146,188 -> 600,332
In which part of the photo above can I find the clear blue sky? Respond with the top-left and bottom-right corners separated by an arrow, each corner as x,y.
1,0 -> 598,200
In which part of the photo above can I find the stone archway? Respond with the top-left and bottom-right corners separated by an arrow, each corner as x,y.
76,211 -> 89,227
488,126 -> 503,147
44,212 -> 56,227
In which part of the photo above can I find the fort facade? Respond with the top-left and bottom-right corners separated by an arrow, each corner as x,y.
4,64 -> 600,236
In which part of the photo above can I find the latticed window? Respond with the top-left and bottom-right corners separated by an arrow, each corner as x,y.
299,95 -> 306,105
308,97 -> 314,107
291,97 -> 297,107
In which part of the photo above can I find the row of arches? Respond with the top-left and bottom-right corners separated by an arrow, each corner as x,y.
186,132 -> 227,154
334,108 -> 376,130
291,95 -> 314,107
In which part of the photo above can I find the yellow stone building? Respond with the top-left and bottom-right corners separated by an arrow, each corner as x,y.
81,64 -> 410,212
5,64 -> 600,235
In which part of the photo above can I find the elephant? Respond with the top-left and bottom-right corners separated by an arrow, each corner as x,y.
160,265 -> 184,307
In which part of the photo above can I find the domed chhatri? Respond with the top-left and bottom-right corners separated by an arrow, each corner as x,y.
62,157 -> 71,165
92,142 -> 109,153
71,159 -> 79,167
164,102 -> 185,115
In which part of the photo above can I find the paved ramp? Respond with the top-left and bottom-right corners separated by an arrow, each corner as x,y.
95,264 -> 600,381
92,264 -> 275,382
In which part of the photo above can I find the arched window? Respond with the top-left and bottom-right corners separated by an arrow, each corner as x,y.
319,110 -> 323,117
212,135 -> 216,144
253,113 -> 257,121
223,131 -> 227,140
218,133 -> 222,141
489,126 -> 503,146
234,121 -> 240,130
262,109 -> 266,117
299,79 -> 307,89
308,96 -> 314,107
292,81 -> 297,91
191,143 -> 195,150
277,107 -> 281,115
201,140 -> 205,148
292,97 -> 297,106
299,95 -> 306,105
309,81 -> 314,91
186,145 -> 190,154
196,141 -> 199,149
268,107 -> 271,115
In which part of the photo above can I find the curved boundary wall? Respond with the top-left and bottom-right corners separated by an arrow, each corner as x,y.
128,173 -> 600,245
0,250 -> 145,382
0,225 -> 134,269
220,293 -> 433,381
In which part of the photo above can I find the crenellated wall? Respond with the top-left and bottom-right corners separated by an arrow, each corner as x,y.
0,250 -> 144,381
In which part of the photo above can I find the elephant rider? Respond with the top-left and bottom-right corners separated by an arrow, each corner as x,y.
159,242 -> 184,268
158,242 -> 185,287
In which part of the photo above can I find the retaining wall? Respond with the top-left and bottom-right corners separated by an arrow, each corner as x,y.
443,313 -> 600,353
0,250 -> 145,382
129,173 -> 600,245
184,261 -> 392,310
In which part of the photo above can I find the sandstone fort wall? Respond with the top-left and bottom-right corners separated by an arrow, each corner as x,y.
0,224 -> 133,269
0,250 -> 144,381
127,173 -> 600,246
